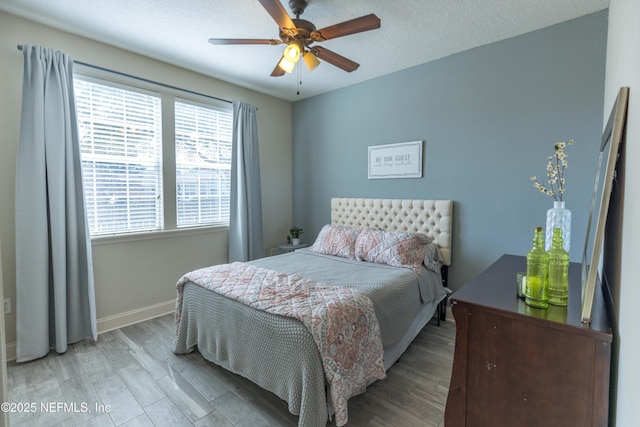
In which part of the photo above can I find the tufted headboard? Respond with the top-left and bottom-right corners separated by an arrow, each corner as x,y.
330,198 -> 453,266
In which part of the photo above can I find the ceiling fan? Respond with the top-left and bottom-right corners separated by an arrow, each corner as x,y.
208,0 -> 381,77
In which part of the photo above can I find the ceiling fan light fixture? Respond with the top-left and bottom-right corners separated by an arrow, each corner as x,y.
283,43 -> 301,63
303,51 -> 320,71
278,56 -> 296,73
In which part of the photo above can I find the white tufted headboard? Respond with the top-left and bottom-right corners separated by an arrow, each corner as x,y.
330,198 -> 453,266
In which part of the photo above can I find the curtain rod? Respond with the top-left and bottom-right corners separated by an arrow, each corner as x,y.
17,44 -> 233,105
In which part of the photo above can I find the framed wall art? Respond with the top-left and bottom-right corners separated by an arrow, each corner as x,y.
368,140 -> 423,179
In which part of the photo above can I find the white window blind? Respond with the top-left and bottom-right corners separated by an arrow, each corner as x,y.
74,77 -> 163,236
175,100 -> 232,227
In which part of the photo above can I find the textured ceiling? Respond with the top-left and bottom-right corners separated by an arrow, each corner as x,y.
1,0 -> 609,101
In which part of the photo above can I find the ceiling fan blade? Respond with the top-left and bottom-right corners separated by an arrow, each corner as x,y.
208,38 -> 280,45
271,57 -> 286,77
311,14 -> 380,41
311,46 -> 359,72
258,0 -> 296,31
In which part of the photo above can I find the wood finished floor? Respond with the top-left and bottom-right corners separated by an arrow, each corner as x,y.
8,311 -> 455,427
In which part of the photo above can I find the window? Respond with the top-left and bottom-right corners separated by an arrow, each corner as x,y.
175,100 -> 232,227
74,73 -> 233,237
74,77 -> 163,236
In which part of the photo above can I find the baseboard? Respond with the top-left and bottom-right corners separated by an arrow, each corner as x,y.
5,299 -> 175,362
5,342 -> 15,363
96,299 -> 175,334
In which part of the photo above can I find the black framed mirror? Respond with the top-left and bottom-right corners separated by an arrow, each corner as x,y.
581,87 -> 629,323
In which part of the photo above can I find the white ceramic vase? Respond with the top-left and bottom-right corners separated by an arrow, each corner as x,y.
545,200 -> 571,252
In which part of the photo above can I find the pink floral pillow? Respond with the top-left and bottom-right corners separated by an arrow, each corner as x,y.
309,224 -> 361,259
355,228 -> 431,272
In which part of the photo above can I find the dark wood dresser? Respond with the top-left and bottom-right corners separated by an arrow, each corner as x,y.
445,254 -> 612,427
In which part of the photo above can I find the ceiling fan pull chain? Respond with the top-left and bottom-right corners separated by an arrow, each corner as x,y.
297,59 -> 302,96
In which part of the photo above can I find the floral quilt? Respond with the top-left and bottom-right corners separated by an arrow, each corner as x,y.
175,262 -> 386,426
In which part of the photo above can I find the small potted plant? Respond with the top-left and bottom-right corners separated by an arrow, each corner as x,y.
289,226 -> 304,245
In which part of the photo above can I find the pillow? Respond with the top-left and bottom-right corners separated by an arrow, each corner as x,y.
355,228 -> 431,272
309,224 -> 361,259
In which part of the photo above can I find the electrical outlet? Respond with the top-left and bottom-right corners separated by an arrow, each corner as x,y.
3,298 -> 10,315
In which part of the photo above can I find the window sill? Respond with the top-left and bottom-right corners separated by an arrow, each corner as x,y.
90,225 -> 228,246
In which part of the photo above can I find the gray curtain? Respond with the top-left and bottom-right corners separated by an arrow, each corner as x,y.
15,45 -> 97,362
229,101 -> 265,262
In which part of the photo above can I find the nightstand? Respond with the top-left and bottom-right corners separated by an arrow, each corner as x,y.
277,242 -> 309,254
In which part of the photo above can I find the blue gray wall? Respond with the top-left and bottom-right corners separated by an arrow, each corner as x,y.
292,11 -> 608,291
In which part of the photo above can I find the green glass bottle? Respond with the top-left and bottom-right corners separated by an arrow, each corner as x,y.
525,226 -> 549,309
548,227 -> 569,306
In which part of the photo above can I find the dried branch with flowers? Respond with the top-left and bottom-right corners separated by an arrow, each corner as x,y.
530,139 -> 573,201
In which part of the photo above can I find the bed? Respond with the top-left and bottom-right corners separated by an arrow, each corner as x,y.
173,198 -> 453,427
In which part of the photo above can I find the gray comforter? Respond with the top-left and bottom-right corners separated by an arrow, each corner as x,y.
173,249 -> 446,427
